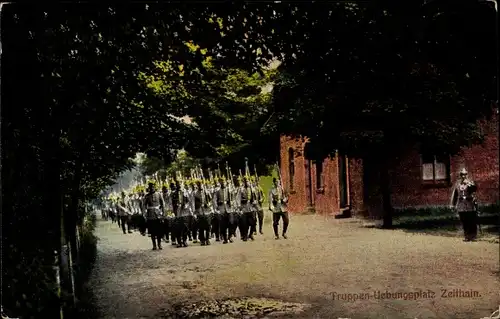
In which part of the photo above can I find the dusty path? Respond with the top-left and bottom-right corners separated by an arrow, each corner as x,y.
88,214 -> 499,319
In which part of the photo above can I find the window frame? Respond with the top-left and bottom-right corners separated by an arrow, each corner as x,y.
420,153 -> 451,187
314,159 -> 325,193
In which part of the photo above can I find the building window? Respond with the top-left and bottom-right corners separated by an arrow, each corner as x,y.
288,148 -> 295,190
421,153 -> 450,183
316,159 -> 323,189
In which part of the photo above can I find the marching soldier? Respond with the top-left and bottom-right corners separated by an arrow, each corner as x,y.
117,191 -> 133,234
137,188 -> 147,236
176,179 -> 192,247
161,184 -> 174,243
217,177 -> 234,244
194,179 -> 211,245
240,177 -> 256,241
212,177 -> 226,242
208,179 -> 221,241
232,176 -> 244,240
188,180 -> 198,243
252,176 -> 265,235
170,181 -> 181,246
451,168 -> 479,242
143,181 -> 165,250
269,177 -> 289,239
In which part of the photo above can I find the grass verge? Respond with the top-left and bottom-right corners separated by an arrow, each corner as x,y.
392,204 -> 499,239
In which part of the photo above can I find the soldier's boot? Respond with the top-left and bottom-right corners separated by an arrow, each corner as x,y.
273,224 -> 279,239
152,238 -> 157,250
282,233 -> 288,239
157,238 -> 162,250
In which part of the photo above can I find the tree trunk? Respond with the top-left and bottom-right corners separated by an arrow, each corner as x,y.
380,138 -> 394,229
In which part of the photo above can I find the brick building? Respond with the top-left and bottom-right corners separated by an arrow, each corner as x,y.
279,110 -> 499,216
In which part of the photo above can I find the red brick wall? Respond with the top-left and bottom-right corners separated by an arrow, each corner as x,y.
279,135 -> 308,214
390,112 -> 499,208
280,111 -> 498,214
348,158 -> 365,213
312,157 -> 340,215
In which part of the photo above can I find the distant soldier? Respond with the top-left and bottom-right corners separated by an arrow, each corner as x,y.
176,180 -> 192,247
212,178 -> 226,242
217,178 -> 234,244
232,177 -> 244,239
161,184 -> 174,243
451,168 -> 479,242
252,177 -> 265,235
170,181 -> 181,246
269,177 -> 289,239
193,180 -> 210,245
240,177 -> 256,241
208,180 -> 221,242
137,189 -> 147,236
188,181 -> 198,243
143,182 -> 165,250
117,191 -> 133,234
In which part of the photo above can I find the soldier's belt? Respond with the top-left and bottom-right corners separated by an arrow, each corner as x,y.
147,206 -> 160,210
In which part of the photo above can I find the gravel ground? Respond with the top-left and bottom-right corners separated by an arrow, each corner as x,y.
88,213 -> 499,319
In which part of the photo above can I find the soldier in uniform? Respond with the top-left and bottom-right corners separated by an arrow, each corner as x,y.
118,191 -> 133,234
176,179 -> 192,247
231,176 -> 242,239
240,177 -> 256,241
143,181 -> 165,250
451,168 -> 479,241
217,177 -> 233,244
212,177 -> 225,242
269,177 -> 289,239
194,179 -> 210,245
170,181 -> 180,246
161,184 -> 173,243
188,181 -> 197,243
137,188 -> 147,236
208,179 -> 221,241
253,177 -> 265,235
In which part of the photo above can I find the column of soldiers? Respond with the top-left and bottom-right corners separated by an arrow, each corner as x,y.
102,161 -> 290,250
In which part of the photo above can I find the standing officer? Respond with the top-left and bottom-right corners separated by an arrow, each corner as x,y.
269,177 -> 289,239
143,182 -> 165,250
451,168 -> 479,241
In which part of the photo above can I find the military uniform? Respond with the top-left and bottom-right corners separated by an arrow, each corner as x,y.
117,194 -> 132,234
176,184 -> 192,247
209,182 -> 221,241
253,181 -> 265,235
194,183 -> 212,245
216,180 -> 234,244
269,181 -> 289,239
143,185 -> 165,250
451,169 -> 478,241
188,183 -> 198,242
162,186 -> 174,243
239,182 -> 256,241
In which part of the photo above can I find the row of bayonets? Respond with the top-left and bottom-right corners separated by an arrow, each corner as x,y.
110,159 -> 285,200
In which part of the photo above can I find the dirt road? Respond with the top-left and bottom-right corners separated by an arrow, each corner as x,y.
88,214 -> 499,319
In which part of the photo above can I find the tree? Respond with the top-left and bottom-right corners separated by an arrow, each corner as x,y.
206,1 -> 496,227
